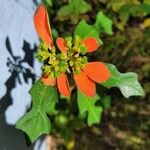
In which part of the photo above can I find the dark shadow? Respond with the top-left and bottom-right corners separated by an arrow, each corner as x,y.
0,37 -> 37,150
15,0 -> 39,6
33,0 -> 39,6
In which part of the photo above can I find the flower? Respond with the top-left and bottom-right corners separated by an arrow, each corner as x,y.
34,4 -> 70,96
56,36 -> 111,97
34,4 -> 111,97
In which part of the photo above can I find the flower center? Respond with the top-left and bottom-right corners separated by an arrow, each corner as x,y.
65,35 -> 87,74
37,35 -> 88,78
37,43 -> 67,78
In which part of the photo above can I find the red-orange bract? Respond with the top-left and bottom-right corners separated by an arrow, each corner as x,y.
34,4 -> 111,97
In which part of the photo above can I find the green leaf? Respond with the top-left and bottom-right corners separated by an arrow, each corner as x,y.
71,0 -> 91,15
95,12 -> 113,35
77,90 -> 103,126
57,0 -> 91,21
16,110 -> 51,142
141,3 -> 150,13
16,80 -> 58,143
29,80 -> 58,113
74,11 -> 113,44
101,64 -> 145,98
74,20 -> 103,44
46,0 -> 52,6
43,0 -> 53,7
100,96 -> 111,109
57,5 -> 73,21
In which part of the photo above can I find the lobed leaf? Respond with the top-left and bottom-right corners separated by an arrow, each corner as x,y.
16,80 -> 58,143
101,64 -> 145,98
77,90 -> 103,126
74,11 -> 113,44
29,80 -> 57,112
95,12 -> 113,35
57,0 -> 91,21
16,110 -> 51,143
57,5 -> 73,21
71,0 -> 91,15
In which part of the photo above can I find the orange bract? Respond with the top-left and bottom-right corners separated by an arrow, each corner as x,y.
82,37 -> 99,53
41,75 -> 56,86
56,38 -> 68,53
34,4 -> 53,48
74,71 -> 96,96
83,62 -> 111,82
57,74 -> 70,96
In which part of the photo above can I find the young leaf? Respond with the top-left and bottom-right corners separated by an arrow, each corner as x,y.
44,0 -> 53,7
57,0 -> 91,21
77,90 -> 103,126
72,0 -> 91,14
16,80 -> 58,143
95,12 -> 113,35
57,5 -> 73,21
74,11 -> 113,44
101,64 -> 145,98
74,20 -> 103,44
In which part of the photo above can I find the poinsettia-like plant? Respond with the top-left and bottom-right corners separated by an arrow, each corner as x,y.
16,4 -> 144,143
